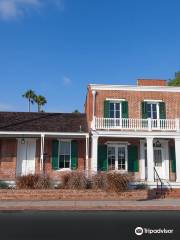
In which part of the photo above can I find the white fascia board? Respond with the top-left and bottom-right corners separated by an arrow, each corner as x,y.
92,130 -> 180,139
89,84 -> 180,93
0,131 -> 89,137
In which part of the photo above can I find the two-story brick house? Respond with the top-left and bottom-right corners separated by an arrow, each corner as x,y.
85,79 -> 180,187
0,79 -> 180,188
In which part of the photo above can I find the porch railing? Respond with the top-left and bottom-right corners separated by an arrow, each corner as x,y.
94,117 -> 179,131
154,167 -> 163,197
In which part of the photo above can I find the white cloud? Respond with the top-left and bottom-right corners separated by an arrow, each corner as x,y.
0,0 -> 63,20
62,76 -> 72,86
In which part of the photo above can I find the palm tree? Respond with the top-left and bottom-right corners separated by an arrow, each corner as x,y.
22,90 -> 36,112
34,95 -> 47,112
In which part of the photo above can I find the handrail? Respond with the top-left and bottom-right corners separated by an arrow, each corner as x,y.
94,117 -> 178,131
154,167 -> 163,197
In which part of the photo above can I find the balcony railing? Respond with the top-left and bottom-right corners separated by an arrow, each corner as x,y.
94,117 -> 179,131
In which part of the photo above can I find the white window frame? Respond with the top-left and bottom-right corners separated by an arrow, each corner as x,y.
107,143 -> 128,171
146,101 -> 160,119
109,101 -> 122,119
58,139 -> 72,170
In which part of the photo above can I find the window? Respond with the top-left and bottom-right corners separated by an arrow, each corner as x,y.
59,141 -> 71,169
107,145 -> 127,171
154,149 -> 162,167
146,102 -> 159,119
109,102 -> 121,118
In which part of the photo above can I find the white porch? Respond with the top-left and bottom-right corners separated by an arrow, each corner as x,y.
91,130 -> 180,187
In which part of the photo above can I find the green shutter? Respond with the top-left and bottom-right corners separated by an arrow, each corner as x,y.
170,145 -> 176,173
128,145 -> 138,172
52,140 -> 59,170
141,102 -> 148,119
159,102 -> 166,119
71,140 -> 78,170
104,100 -> 110,118
98,145 -> 107,171
122,101 -> 128,118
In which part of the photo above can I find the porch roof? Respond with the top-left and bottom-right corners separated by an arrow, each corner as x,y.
0,112 -> 88,134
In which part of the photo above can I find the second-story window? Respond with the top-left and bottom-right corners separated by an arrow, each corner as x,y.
109,102 -> 121,118
147,103 -> 158,119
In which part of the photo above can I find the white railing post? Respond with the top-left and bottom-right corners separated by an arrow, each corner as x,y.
176,118 -> 180,132
148,118 -> 151,131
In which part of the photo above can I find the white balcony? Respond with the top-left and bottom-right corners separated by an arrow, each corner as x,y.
94,117 -> 180,132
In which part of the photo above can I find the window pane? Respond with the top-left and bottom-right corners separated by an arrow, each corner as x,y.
59,155 -> 64,168
110,103 -> 114,110
116,111 -> 120,118
110,110 -> 114,118
60,142 -> 70,155
154,149 -> 162,167
152,104 -> 156,111
115,103 -> 120,110
147,103 -> 151,111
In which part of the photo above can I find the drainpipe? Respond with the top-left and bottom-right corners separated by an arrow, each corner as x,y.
91,90 -> 96,130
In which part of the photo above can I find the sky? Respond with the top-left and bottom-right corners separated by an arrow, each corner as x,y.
0,0 -> 180,113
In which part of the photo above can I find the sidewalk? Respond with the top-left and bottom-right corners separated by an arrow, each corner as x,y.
0,199 -> 180,211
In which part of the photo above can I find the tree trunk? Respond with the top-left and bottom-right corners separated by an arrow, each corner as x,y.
28,99 -> 31,112
38,104 -> 41,112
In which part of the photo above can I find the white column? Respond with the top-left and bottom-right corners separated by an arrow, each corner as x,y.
163,141 -> 170,180
91,135 -> 98,173
40,134 -> 45,173
146,137 -> 154,182
140,140 -> 145,180
85,136 -> 89,172
175,138 -> 180,182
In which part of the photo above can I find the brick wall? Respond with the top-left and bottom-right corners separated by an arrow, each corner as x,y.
94,90 -> 180,119
0,139 -> 17,180
0,138 -> 86,180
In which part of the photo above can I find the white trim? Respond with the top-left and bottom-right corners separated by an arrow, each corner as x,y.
105,141 -> 129,145
89,84 -> 180,93
0,131 -> 88,137
58,139 -> 72,170
106,98 -> 126,101
92,130 -> 180,138
144,99 -> 163,102
107,143 -> 128,171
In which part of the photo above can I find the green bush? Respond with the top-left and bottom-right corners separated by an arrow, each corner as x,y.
16,174 -> 50,189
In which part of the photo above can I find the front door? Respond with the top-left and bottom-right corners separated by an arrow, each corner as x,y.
154,148 -> 164,179
108,145 -> 127,171
16,139 -> 36,176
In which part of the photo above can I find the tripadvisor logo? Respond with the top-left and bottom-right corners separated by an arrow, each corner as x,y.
135,226 -> 173,236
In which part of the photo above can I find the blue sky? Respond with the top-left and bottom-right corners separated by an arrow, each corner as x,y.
0,0 -> 180,112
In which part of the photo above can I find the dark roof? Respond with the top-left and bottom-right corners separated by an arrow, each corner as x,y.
0,112 -> 88,133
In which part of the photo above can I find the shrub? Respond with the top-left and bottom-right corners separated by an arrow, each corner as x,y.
60,171 -> 88,190
106,172 -> 130,192
16,174 -> 50,189
91,172 -> 108,190
91,172 -> 130,192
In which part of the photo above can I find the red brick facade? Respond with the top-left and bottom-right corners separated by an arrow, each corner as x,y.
0,138 -> 86,180
85,86 -> 180,123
